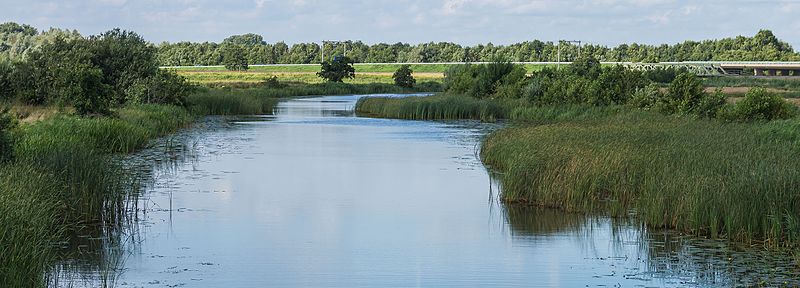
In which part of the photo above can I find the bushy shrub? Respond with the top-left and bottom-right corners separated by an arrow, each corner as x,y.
443,61 -> 524,98
0,108 -> 15,163
642,66 -> 687,83
0,61 -> 13,101
667,72 -> 706,114
695,88 -> 727,118
566,56 -> 602,79
594,65 -> 648,105
393,64 -> 416,88
723,88 -> 797,121
126,69 -> 196,107
628,83 -> 664,110
89,29 -> 159,104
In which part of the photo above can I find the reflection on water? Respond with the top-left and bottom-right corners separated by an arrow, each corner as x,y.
53,94 -> 799,287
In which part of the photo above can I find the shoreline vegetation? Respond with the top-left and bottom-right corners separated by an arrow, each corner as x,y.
1,82 -> 441,286
355,58 -> 800,249
4,21 -> 800,286
0,23 -> 442,286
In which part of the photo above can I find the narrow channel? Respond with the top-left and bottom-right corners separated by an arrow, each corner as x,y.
60,94 -> 798,287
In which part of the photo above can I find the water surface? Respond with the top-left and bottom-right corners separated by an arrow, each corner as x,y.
57,94 -> 799,287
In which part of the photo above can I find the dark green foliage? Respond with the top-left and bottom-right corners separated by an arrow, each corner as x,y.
25,36 -> 112,115
566,56 -> 602,79
666,72 -> 706,114
155,30 -> 800,66
1,27 -> 195,114
643,66 -> 687,83
0,22 -> 37,36
443,61 -> 523,98
695,88 -> 727,118
89,29 -> 159,104
628,83 -> 665,110
0,61 -> 12,101
222,45 -> 249,71
222,33 -> 265,46
522,64 -> 647,106
393,65 -> 416,88
723,88 -> 798,121
70,65 -> 111,115
126,69 -> 196,106
318,56 -> 355,82
0,108 -> 14,163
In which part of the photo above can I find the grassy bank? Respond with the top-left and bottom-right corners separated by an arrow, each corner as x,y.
1,81 -> 445,286
480,106 -> 800,246
355,94 -> 523,121
1,104 -> 193,286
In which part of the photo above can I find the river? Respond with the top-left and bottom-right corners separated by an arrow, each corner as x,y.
55,94 -> 799,287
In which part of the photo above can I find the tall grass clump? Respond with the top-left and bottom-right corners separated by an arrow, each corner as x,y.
188,88 -> 281,115
0,165 -> 63,287
356,94 -> 522,121
481,110 -> 800,245
1,104 -> 195,286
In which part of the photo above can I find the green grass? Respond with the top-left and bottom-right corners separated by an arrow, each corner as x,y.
704,76 -> 800,90
168,63 -> 553,73
355,94 -> 524,122
481,107 -> 800,246
0,104 -> 195,287
0,164 -> 63,287
176,71 -> 446,86
190,82 -> 443,116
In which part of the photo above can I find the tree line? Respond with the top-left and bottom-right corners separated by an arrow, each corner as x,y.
443,58 -> 796,121
0,23 -> 194,115
158,30 -> 799,65
3,22 -> 798,66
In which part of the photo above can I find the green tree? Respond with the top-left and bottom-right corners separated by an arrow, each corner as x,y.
88,29 -> 158,104
222,33 -> 265,46
317,56 -> 355,82
392,65 -> 415,88
727,88 -> 797,121
667,72 -> 706,114
222,45 -> 249,71
125,70 -> 196,106
0,61 -> 13,101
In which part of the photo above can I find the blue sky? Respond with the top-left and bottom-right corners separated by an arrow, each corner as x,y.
2,0 -> 799,48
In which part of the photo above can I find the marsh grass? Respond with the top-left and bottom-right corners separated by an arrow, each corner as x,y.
481,108 -> 800,245
191,82 -> 443,115
355,94 -> 524,121
704,77 -> 800,90
0,104 -> 195,287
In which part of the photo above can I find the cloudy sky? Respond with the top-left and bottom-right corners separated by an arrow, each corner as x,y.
2,0 -> 800,48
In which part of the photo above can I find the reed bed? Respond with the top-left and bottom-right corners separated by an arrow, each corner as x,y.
355,94 -> 524,122
481,109 -> 800,246
0,104 -> 194,287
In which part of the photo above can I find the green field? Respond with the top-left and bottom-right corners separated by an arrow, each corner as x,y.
167,63 -> 556,74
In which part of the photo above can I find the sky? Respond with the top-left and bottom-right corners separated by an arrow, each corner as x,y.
2,0 -> 800,48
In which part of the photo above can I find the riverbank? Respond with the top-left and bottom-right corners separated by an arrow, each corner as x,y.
357,95 -> 800,246
354,62 -> 800,248
0,82 -> 440,286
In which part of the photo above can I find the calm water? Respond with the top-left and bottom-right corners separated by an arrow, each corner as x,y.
55,94 -> 799,287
